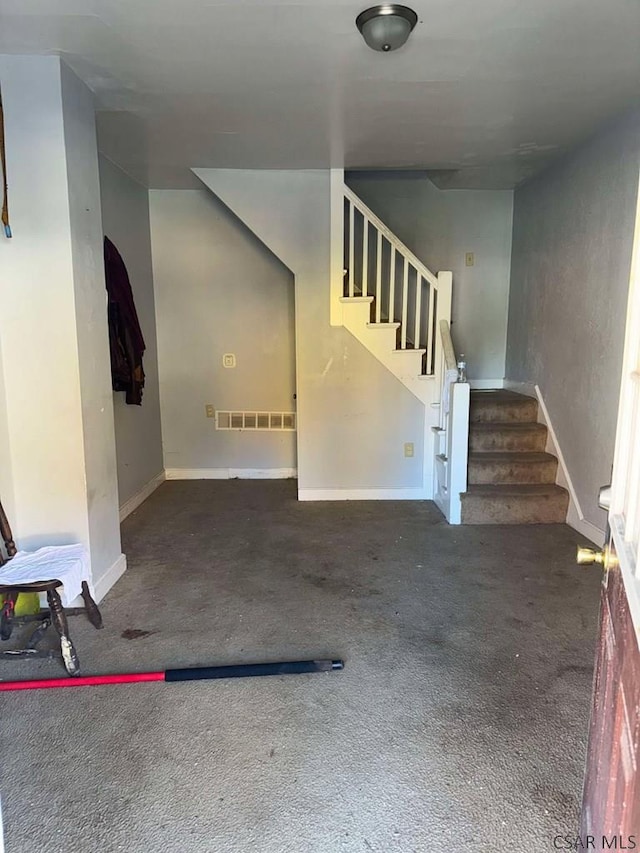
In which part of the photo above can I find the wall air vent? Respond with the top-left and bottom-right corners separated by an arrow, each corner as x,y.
215,411 -> 296,431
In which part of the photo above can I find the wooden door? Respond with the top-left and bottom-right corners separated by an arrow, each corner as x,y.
580,170 -> 640,843
581,542 -> 640,839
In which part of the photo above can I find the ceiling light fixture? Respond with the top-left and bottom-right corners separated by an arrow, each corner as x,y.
356,5 -> 418,52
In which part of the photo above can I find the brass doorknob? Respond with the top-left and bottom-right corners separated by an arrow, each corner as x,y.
577,546 -> 606,566
576,545 -> 618,568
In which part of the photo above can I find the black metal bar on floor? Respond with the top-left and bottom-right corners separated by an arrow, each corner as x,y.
0,659 -> 345,692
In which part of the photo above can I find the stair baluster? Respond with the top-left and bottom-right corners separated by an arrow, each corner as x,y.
375,231 -> 382,324
400,259 -> 408,349
348,200 -> 355,298
341,185 -> 445,378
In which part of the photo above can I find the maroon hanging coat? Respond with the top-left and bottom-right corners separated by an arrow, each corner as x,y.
104,236 -> 146,405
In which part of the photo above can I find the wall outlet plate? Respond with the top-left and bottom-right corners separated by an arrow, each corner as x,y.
404,442 -> 414,458
205,404 -> 215,418
465,252 -> 475,267
223,353 -> 236,368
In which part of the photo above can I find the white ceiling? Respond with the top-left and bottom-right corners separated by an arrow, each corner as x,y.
0,0 -> 638,188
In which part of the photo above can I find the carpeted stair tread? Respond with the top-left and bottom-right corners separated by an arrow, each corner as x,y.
461,483 -> 569,524
468,451 -> 554,462
465,483 -> 566,496
471,389 -> 528,396
470,390 -> 532,401
467,451 -> 559,485
470,421 -> 546,432
469,421 -> 548,453
470,390 -> 538,424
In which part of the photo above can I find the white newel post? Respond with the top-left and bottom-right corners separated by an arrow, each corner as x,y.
448,382 -> 470,524
434,271 -> 453,381
330,169 -> 345,326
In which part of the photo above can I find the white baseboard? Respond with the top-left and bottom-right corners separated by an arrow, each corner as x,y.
93,553 -> 127,603
64,552 -> 128,608
298,487 -> 428,501
533,384 -> 605,547
119,470 -> 166,521
468,379 -> 505,390
166,467 -> 297,480
567,503 -> 606,547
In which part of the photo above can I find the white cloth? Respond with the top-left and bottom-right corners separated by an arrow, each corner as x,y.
0,544 -> 92,607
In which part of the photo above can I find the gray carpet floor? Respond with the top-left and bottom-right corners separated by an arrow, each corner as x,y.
0,480 -> 602,852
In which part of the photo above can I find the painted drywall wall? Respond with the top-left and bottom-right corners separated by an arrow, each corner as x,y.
193,170 -> 427,496
0,55 -> 88,549
0,55 -> 123,598
60,62 -> 122,583
0,339 -> 14,526
346,173 -> 514,383
149,189 -> 297,475
506,109 -> 640,530
99,156 -> 164,507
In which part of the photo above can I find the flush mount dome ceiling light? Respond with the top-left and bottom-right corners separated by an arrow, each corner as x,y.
356,5 -> 418,52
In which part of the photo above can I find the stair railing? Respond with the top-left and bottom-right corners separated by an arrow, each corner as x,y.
433,320 -> 470,524
343,185 -> 451,376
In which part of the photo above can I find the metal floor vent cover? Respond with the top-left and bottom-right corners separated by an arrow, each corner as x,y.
215,411 -> 296,431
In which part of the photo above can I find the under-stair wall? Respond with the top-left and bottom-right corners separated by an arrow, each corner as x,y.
149,188 -> 298,480
192,169 -> 428,499
331,178 -> 455,499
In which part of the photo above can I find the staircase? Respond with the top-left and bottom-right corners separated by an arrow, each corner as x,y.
335,184 -> 570,524
338,185 -> 452,404
460,390 -> 569,524
193,172 -> 570,521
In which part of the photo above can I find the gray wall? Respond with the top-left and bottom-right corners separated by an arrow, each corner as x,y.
346,173 -> 514,382
0,341 -> 13,524
149,189 -> 297,474
506,109 -> 640,528
99,156 -> 164,507
61,64 -> 122,575
0,56 -> 123,597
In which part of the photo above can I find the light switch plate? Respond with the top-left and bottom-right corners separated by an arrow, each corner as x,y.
465,252 -> 475,267
223,353 -> 236,368
404,442 -> 414,458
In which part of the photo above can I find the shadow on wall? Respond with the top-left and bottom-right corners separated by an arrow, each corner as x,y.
149,187 -> 297,478
99,155 -> 164,509
505,107 -> 640,530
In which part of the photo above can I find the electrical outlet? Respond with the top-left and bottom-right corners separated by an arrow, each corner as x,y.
205,404 -> 215,418
465,252 -> 475,267
223,353 -> 236,368
404,442 -> 414,458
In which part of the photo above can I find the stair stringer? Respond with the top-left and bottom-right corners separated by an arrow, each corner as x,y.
339,299 -> 440,499
340,298 -> 435,405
